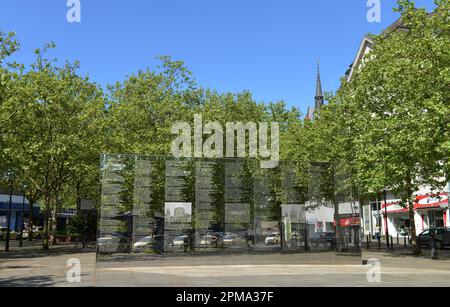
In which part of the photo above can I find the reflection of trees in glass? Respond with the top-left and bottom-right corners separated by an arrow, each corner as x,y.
239,160 -> 253,229
99,155 -> 346,252
98,155 -> 136,238
149,157 -> 166,217
267,167 -> 282,222
209,160 -> 225,232
118,156 -> 136,216
179,159 -> 195,204
307,162 -> 335,210
222,160 -> 253,231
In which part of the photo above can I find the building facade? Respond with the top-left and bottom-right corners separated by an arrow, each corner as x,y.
0,193 -> 37,231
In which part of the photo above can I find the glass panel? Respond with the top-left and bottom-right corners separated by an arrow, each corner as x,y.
97,155 -> 362,263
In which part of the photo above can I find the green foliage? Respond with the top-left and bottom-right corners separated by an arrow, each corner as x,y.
0,0 -> 448,252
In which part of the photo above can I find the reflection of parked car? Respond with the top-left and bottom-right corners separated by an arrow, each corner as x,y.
133,236 -> 153,250
223,233 -> 246,246
0,228 -> 20,241
97,235 -> 130,254
200,235 -> 214,246
170,235 -> 188,247
200,233 -> 221,247
309,232 -> 335,247
418,228 -> 450,249
133,235 -> 164,251
265,232 -> 281,246
22,226 -> 44,240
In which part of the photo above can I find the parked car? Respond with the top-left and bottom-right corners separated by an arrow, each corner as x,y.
97,235 -> 130,254
265,232 -> 281,246
170,235 -> 188,248
418,228 -> 450,249
22,226 -> 44,240
133,236 -> 153,251
223,233 -> 246,247
199,233 -> 221,247
132,235 -> 164,251
309,232 -> 335,247
0,228 -> 21,241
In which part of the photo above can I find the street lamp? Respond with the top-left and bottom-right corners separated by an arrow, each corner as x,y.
5,171 -> 15,252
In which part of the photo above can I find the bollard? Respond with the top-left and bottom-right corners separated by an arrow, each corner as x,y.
304,228 -> 309,252
390,236 -> 394,251
404,236 -> 407,247
378,236 -> 381,250
397,234 -> 399,245
367,235 -> 370,249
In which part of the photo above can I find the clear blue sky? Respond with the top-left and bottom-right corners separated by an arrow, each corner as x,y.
0,0 -> 436,115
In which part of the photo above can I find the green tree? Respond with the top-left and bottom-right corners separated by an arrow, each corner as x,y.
3,43 -> 105,249
333,0 -> 449,255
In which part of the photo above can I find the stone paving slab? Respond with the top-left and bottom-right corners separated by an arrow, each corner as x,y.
0,249 -> 449,287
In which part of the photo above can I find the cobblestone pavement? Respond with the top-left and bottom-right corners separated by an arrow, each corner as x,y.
1,244 -> 449,287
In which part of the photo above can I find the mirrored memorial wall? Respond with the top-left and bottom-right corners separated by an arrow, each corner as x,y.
98,155 -> 361,256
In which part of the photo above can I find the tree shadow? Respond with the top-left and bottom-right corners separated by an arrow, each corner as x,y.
0,246 -> 95,260
0,275 -> 55,287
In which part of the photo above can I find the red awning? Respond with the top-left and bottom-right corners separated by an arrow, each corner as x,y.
381,193 -> 448,214
415,193 -> 448,210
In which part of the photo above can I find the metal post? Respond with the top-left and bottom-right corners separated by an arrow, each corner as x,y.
304,227 -> 308,252
5,179 -> 13,252
19,192 -> 25,247
82,211 -> 87,249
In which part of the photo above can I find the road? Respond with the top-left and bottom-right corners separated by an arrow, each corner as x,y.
1,245 -> 450,287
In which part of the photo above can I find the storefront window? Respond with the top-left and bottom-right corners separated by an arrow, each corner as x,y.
428,211 -> 444,228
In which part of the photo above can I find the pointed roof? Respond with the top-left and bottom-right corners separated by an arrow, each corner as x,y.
315,61 -> 323,98
305,106 -> 311,121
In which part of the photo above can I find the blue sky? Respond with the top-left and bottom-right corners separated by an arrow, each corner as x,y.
0,0 -> 436,115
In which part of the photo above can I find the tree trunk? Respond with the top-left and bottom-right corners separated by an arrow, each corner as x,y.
43,197 -> 51,250
28,201 -> 34,241
51,206 -> 58,246
407,187 -> 420,256
334,189 -> 345,252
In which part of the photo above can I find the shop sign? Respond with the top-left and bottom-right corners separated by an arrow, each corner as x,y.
415,194 -> 448,210
381,200 -> 408,214
337,217 -> 361,227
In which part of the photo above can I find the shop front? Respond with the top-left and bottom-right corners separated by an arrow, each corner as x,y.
381,193 -> 449,236
415,193 -> 448,233
335,215 -> 361,249
381,200 -> 410,237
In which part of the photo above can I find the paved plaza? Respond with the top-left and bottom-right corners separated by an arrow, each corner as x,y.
1,242 -> 449,287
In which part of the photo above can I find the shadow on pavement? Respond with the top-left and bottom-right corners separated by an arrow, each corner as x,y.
0,275 -> 55,287
0,246 -> 95,260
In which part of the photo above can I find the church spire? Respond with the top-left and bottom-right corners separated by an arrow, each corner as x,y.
305,106 -> 311,121
315,60 -> 324,116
